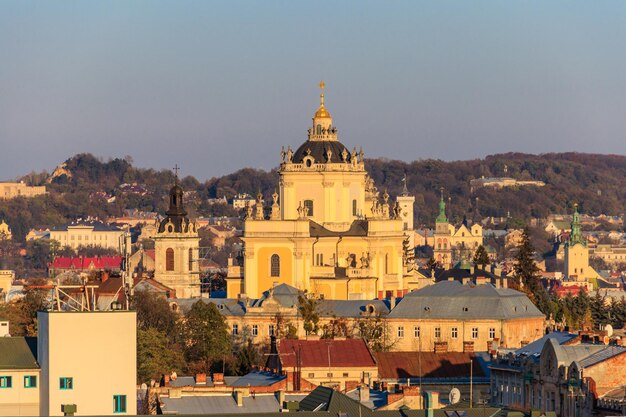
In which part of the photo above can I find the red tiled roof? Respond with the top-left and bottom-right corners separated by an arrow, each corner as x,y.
376,351 -> 484,379
144,249 -> 155,260
51,256 -> 122,270
279,339 -> 376,368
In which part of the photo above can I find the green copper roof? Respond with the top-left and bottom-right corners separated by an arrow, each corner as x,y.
435,193 -> 448,223
569,204 -> 586,247
0,337 -> 38,369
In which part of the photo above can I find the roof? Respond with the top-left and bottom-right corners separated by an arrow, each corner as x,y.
545,338 -> 607,366
389,281 -> 544,320
309,219 -> 368,237
376,351 -> 487,380
514,332 -> 579,356
317,299 -> 391,318
50,220 -> 122,232
292,139 -> 353,164
0,337 -> 38,369
345,388 -> 388,410
51,256 -> 122,270
173,298 -> 247,317
228,371 -> 286,387
577,345 -> 626,368
160,392 -> 306,415
279,338 -> 376,368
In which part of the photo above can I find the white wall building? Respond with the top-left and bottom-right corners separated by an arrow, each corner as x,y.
37,311 -> 137,416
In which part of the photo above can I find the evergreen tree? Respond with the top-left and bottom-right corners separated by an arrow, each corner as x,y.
472,245 -> 490,270
513,228 -> 542,294
182,301 -> 231,373
234,339 -> 260,376
137,328 -> 185,383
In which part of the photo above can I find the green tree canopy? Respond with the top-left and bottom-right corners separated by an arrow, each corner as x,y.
182,301 -> 231,373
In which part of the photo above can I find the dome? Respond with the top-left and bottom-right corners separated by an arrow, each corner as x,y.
292,140 -> 352,165
314,106 -> 331,119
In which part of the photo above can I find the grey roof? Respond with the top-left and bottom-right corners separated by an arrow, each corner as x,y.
345,388 -> 389,410
172,298 -> 247,317
170,376 -> 215,388
514,332 -> 578,356
389,281 -> 544,320
228,371 -> 286,387
547,339 -> 607,366
293,139 -> 353,164
258,283 -> 300,308
310,219 -> 368,237
51,220 -> 122,232
0,337 -> 38,369
160,393 -> 305,415
317,299 -> 391,318
577,345 -> 626,368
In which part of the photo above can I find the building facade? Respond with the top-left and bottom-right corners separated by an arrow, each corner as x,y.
37,311 -> 137,416
0,182 -> 46,199
49,220 -> 126,252
227,84 -> 414,300
0,337 -> 39,417
564,205 -> 600,283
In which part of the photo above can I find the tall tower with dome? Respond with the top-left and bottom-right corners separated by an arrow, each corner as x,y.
153,175 -> 201,298
226,83 -> 417,300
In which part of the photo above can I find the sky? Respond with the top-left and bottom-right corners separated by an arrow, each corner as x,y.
1,1 -> 626,181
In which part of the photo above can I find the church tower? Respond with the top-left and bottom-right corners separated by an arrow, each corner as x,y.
433,189 -> 452,267
396,175 -> 415,247
564,204 -> 597,283
153,177 -> 200,298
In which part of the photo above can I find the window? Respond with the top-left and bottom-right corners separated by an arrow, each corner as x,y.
308,373 -> 315,378
435,327 -> 441,338
166,248 -> 174,271
404,222 -> 408,231
269,324 -> 275,336
270,254 -> 280,277
489,328 -> 496,339
232,324 -> 239,336
316,124 -> 322,134
343,372 -> 349,378
414,326 -> 420,338
252,324 -> 258,336
397,326 -> 404,338
327,372 -> 333,378
304,199 -> 314,216
114,395 -> 127,413
60,377 -> 73,390
451,327 -> 458,339
0,376 -> 12,388
24,375 -> 37,388
316,253 -> 324,266
352,199 -> 357,216
188,248 -> 193,271
472,328 -> 479,339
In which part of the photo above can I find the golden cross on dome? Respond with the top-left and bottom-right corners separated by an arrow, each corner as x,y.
319,80 -> 325,90
319,80 -> 325,107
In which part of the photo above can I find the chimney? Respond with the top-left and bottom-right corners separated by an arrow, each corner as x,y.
234,390 -> 245,407
213,372 -> 224,384
434,341 -> 448,354
463,341 -> 474,353
195,373 -> 207,385
101,271 -> 109,283
359,385 -> 370,403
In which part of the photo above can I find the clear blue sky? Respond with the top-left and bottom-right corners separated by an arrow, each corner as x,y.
2,1 -> 626,181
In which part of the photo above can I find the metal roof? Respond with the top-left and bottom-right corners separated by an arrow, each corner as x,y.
389,281 -> 544,320
514,332 -> 578,356
0,337 -> 38,370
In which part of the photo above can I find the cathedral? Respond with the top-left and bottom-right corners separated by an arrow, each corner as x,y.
226,83 -> 416,300
564,204 -> 600,285
432,191 -> 483,269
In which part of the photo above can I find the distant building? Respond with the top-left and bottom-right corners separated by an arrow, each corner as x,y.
469,176 -> 545,193
266,338 -> 378,391
590,244 -> 626,266
0,182 -> 46,199
433,193 -> 483,268
48,256 -> 122,276
0,220 -> 12,240
231,193 -> 256,209
26,228 -> 50,241
49,220 -> 126,252
564,205 -> 601,284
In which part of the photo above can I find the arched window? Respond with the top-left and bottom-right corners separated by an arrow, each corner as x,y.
304,200 -> 314,216
316,124 -> 322,134
188,248 -> 193,271
352,199 -> 357,216
270,254 -> 280,277
166,248 -> 175,271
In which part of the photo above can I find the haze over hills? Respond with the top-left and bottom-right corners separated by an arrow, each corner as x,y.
2,152 -> 625,241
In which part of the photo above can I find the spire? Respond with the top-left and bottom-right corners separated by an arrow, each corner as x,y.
401,174 -> 409,196
166,165 -> 187,217
569,203 -> 585,246
314,80 -> 332,119
436,187 -> 448,223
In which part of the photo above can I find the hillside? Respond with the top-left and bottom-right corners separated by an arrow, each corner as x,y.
1,152 -> 625,241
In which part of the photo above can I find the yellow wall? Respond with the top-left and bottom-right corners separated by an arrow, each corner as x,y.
257,247 -> 294,293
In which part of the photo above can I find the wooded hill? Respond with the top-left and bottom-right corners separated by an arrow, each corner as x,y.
2,152 -> 625,241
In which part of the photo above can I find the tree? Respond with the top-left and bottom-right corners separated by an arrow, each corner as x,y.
233,339 -> 260,376
472,245 -> 490,270
133,290 -> 179,337
321,316 -> 349,339
182,301 -> 231,373
137,328 -> 185,383
356,314 -> 395,352
272,312 -> 298,340
513,228 -> 541,293
298,294 -> 319,336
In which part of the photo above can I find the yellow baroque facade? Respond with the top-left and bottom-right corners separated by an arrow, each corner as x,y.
227,84 -> 415,300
